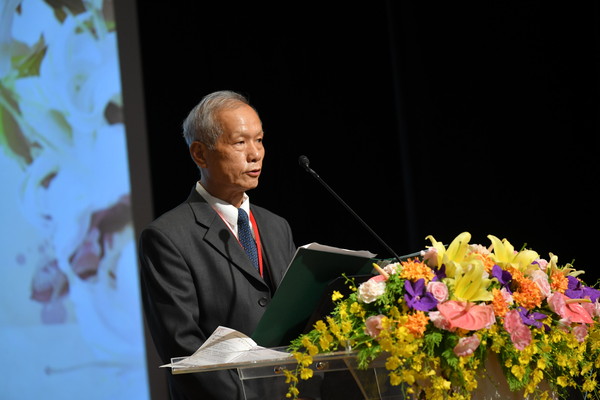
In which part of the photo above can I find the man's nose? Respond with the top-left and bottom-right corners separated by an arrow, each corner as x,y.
247,142 -> 262,161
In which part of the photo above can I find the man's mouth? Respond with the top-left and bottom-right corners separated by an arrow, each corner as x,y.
246,168 -> 261,177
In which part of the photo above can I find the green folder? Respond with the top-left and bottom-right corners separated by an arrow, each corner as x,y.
251,243 -> 376,348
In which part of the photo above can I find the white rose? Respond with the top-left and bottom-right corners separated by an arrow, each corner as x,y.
383,262 -> 400,275
357,279 -> 386,303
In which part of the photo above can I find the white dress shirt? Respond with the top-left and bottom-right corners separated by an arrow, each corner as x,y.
195,181 -> 253,239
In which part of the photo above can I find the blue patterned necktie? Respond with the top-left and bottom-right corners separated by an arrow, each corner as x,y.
237,208 -> 259,270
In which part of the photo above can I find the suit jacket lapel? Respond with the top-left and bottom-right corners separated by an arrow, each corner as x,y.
186,188 -> 266,284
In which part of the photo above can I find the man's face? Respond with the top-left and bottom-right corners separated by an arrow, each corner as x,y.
194,103 -> 265,206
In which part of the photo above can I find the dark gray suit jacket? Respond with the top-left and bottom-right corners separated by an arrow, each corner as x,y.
139,188 -> 296,400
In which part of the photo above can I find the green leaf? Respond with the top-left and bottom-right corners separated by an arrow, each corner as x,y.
423,331 -> 443,357
13,36 -> 47,78
0,85 -> 33,165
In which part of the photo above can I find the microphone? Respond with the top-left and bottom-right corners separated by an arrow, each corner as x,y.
298,155 -> 402,262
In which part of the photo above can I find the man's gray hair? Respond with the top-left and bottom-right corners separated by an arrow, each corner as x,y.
182,90 -> 253,149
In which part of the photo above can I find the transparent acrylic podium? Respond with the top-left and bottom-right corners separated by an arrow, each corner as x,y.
169,347 -> 407,400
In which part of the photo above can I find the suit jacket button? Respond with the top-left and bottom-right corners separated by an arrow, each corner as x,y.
258,297 -> 269,307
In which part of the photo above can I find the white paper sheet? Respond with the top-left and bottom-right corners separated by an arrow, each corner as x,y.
161,326 -> 290,368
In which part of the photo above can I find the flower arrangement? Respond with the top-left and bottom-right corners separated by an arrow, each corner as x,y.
284,232 -> 600,399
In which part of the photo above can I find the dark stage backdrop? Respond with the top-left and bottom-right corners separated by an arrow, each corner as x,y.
135,2 -> 598,283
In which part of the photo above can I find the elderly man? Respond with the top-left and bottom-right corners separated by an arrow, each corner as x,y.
138,90 -> 300,399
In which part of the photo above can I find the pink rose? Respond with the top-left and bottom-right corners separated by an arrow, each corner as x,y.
453,334 -> 481,357
364,315 -> 385,338
427,281 -> 449,302
437,301 -> 496,331
529,269 -> 551,299
503,309 -> 523,332
428,311 -> 454,331
500,287 -> 514,305
572,324 -> 588,343
510,325 -> 532,350
534,258 -> 548,271
547,292 -> 594,324
504,309 -> 532,350
421,248 -> 439,267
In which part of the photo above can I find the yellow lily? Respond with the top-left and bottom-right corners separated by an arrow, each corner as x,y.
452,260 -> 494,302
546,253 -> 586,278
424,234 -> 446,268
425,232 -> 471,277
445,232 -> 472,263
487,234 -> 538,272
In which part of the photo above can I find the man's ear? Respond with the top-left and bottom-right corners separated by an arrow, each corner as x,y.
190,141 -> 208,168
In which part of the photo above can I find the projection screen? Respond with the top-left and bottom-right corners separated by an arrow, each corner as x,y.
0,0 -> 157,398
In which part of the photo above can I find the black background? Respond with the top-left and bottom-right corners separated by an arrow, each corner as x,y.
134,2 -> 598,282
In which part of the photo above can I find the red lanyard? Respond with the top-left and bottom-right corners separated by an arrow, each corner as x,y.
248,211 -> 263,277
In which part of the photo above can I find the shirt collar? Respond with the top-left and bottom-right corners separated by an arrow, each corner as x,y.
195,181 -> 251,236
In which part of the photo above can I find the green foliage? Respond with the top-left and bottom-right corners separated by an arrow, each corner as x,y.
423,331 -> 443,357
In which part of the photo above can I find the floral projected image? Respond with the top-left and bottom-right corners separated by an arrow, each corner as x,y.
0,1 -> 149,399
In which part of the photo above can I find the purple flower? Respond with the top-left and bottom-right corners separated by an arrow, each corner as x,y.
433,264 -> 447,281
492,265 -> 513,293
518,306 -> 547,330
565,276 -> 600,303
404,279 -> 438,311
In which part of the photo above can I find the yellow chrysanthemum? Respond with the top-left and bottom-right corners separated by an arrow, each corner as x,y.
537,357 -> 547,370
283,369 -> 297,384
293,351 -> 313,367
286,386 -> 299,398
556,353 -> 568,367
318,334 -> 332,352
314,320 -> 327,332
301,336 -> 319,355
389,371 -> 401,386
401,369 -> 417,385
511,364 -> 526,380
556,376 -> 569,387
582,377 -> 597,392
386,355 -> 401,371
300,368 -> 313,380
349,301 -> 362,315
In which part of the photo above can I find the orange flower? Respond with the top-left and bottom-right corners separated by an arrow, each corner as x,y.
509,268 -> 542,310
492,288 -> 509,317
405,311 -> 429,338
470,251 -> 496,273
550,271 -> 569,293
400,259 -> 435,282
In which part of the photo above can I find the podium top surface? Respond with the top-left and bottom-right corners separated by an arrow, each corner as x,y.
168,347 -> 359,375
